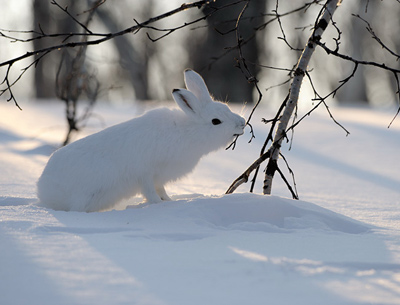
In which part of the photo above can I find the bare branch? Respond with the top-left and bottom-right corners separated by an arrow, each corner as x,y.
274,0 -> 303,51
316,41 -> 400,74
226,148 -> 272,194
249,94 -> 289,193
206,0 -> 325,71
140,10 -> 215,43
78,0 -> 107,16
0,28 -> 108,43
1,1 -> 213,68
50,0 -> 93,34
227,0 -> 263,149
316,39 -> 400,127
227,94 -> 289,194
277,153 -> 299,200
353,14 -> 400,61
0,0 -> 214,107
388,72 -> 400,128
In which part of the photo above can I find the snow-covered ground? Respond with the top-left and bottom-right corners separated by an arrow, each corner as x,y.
1,101 -> 399,305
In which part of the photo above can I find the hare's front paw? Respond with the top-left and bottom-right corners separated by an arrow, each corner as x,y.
141,182 -> 163,204
156,186 -> 171,201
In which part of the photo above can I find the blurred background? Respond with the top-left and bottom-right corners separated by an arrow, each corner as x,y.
1,0 -> 399,108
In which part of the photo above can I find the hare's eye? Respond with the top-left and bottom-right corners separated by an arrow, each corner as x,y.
212,118 -> 222,125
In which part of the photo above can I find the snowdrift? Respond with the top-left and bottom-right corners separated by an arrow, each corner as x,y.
0,102 -> 399,305
126,194 -> 371,234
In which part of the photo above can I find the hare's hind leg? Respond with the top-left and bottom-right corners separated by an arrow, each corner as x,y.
156,185 -> 171,201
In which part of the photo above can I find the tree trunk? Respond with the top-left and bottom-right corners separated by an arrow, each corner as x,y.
96,7 -> 150,101
336,1 -> 368,104
263,0 -> 341,195
33,0 -> 54,98
33,0 -> 81,99
191,0 -> 266,104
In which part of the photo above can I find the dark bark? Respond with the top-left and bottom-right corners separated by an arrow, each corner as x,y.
96,7 -> 150,101
191,0 -> 266,104
33,0 -> 54,98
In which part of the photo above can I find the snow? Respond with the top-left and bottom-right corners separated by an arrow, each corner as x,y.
1,101 -> 400,305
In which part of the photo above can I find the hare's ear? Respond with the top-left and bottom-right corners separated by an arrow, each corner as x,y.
172,89 -> 202,116
184,69 -> 211,103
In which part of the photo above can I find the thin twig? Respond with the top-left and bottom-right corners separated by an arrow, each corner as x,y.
316,41 -> 400,74
51,0 -> 93,34
249,93 -> 289,193
274,0 -> 303,51
279,152 -> 298,199
353,14 -> 400,61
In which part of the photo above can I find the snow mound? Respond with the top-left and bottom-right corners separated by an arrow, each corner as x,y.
2,103 -> 398,305
124,193 -> 370,234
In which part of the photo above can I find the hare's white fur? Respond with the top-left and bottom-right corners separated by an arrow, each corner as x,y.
37,69 -> 246,212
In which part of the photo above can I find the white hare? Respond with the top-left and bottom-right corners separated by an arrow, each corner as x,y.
37,69 -> 246,212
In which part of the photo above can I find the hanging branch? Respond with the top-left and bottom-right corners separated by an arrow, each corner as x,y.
225,0 -> 263,149
205,0 -> 324,77
227,0 -> 341,196
50,0 -> 94,34
315,40 -> 400,125
353,14 -> 400,61
0,0 -> 215,108
278,152 -> 298,199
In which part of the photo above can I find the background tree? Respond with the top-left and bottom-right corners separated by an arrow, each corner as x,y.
54,1 -> 101,145
33,0 -> 54,98
190,0 -> 266,103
